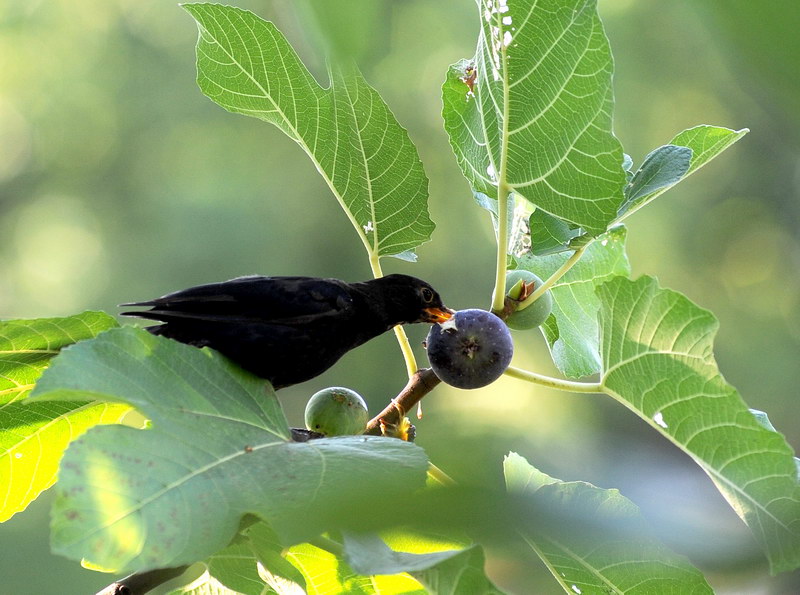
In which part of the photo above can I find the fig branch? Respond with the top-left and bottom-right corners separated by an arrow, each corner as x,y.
364,367 -> 441,435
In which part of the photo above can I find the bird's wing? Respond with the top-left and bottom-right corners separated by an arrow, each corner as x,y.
121,276 -> 356,326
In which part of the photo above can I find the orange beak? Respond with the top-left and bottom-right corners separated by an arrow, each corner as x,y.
423,307 -> 455,323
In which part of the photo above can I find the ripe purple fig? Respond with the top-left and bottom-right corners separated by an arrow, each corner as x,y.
426,309 -> 513,389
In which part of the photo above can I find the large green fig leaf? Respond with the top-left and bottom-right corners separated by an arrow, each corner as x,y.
597,277 -> 800,573
442,0 -> 626,234
0,312 -> 129,522
183,3 -> 434,262
504,452 -> 713,594
29,327 -> 429,574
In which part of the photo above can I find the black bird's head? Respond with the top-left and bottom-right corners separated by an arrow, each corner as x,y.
361,274 -> 454,326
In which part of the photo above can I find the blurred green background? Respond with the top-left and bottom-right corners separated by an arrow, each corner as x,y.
1,0 -> 799,593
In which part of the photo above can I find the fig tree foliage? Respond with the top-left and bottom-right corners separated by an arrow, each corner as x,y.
1,2 -> 796,594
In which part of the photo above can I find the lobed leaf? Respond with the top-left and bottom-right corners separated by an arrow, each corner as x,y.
518,226 -> 630,378
597,276 -> 800,573
442,0 -> 627,234
0,312 -> 128,522
504,452 -> 713,594
183,3 -> 434,261
30,327 -> 429,574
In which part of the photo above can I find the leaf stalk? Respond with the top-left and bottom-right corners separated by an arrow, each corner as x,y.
427,463 -> 457,486
308,534 -> 345,557
516,243 -> 590,312
504,365 -> 601,393
490,15 -> 514,312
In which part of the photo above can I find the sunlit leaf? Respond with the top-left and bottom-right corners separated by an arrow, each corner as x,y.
442,0 -> 626,234
30,327 -> 429,574
343,532 -> 461,575
0,312 -> 129,522
598,276 -> 800,572
167,565 -> 243,595
343,532 -> 504,594
672,125 -> 749,176
0,312 -> 117,405
519,226 -> 630,378
410,545 -> 502,594
504,452 -> 713,594
617,125 -> 748,220
183,3 -> 434,261
245,522 -> 306,594
205,541 -> 266,595
618,144 -> 692,215
173,522 -> 307,594
285,541 -> 424,594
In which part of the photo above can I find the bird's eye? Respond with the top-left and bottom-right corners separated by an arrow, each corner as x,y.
421,287 -> 435,303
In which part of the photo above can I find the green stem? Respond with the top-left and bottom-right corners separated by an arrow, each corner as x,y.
504,365 -> 602,393
490,18 -> 513,313
427,463 -> 456,487
308,534 -> 344,557
369,254 -> 418,377
516,242 -> 590,312
391,326 -> 418,377
492,184 -> 512,312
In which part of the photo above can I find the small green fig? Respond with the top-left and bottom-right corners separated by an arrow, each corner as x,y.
504,270 -> 553,330
304,387 -> 369,436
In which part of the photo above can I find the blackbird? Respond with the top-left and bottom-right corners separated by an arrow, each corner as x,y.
121,274 -> 453,388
